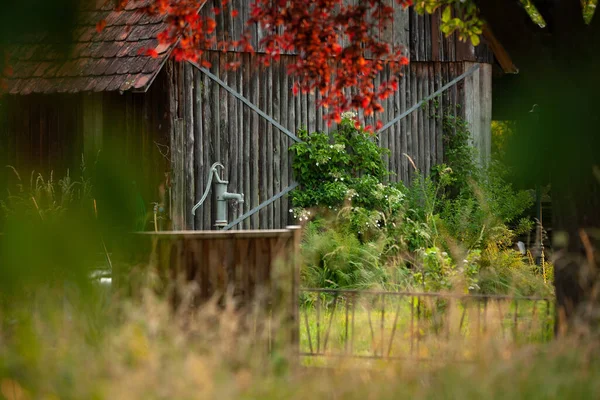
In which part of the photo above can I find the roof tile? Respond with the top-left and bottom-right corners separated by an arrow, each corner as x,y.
104,10 -> 125,26
33,62 -> 55,77
78,27 -> 97,42
90,57 -> 113,75
105,58 -> 124,75
9,79 -> 25,95
106,75 -> 128,91
142,55 -> 165,73
125,11 -> 144,25
132,73 -> 152,89
12,62 -> 39,78
119,74 -> 137,91
99,41 -> 125,58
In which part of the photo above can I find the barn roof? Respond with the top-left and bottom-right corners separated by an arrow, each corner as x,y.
4,0 -> 171,95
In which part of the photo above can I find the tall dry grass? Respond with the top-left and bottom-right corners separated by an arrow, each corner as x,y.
0,277 -> 599,400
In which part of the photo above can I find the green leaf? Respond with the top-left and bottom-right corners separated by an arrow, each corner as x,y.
442,6 -> 452,23
470,34 -> 480,46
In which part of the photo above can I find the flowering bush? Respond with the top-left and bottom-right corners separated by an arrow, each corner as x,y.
290,114 -> 405,236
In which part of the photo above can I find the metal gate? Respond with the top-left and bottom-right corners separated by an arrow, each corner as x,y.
299,288 -> 554,362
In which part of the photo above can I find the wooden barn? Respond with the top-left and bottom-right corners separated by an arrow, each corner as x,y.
0,0 -> 500,232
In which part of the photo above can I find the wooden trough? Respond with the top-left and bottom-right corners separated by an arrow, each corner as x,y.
116,226 -> 302,344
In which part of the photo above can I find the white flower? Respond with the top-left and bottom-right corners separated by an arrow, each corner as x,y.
341,111 -> 357,119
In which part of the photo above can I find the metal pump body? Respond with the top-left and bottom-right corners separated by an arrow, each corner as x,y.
191,162 -> 244,229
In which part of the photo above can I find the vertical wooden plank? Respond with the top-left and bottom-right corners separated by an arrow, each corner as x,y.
167,61 -> 182,230
400,67 -> 408,183
441,62 -> 448,163
409,8 -> 417,61
428,64 -> 436,172
388,66 -> 397,182
300,81 -> 307,131
481,63 -> 492,165
194,69 -> 204,230
457,62 -> 466,122
418,12 -> 425,61
232,0 -> 244,43
267,58 -> 275,229
259,62 -> 267,228
289,57 -> 299,224
281,57 -> 290,228
202,60 -> 212,229
227,53 -> 240,229
409,62 -> 417,179
418,64 -> 425,173
431,10 -> 440,62
272,58 -> 282,229
424,12 -> 431,61
39,96 -> 48,170
422,64 -> 430,175
434,62 -> 443,165
242,53 -> 252,230
382,0 -> 394,48
82,93 -> 103,166
235,237 -> 249,306
218,55 -> 230,222
251,57 -> 260,229
393,0 -> 409,54
184,63 -> 195,230
235,53 -> 245,230
308,90 -> 316,134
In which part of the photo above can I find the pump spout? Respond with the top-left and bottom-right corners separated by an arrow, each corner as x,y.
222,192 -> 244,203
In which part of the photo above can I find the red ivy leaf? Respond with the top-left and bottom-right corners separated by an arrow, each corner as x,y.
96,20 -> 107,33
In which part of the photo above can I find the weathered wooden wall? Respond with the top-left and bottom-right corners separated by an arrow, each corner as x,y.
0,94 -> 83,177
167,53 -> 491,231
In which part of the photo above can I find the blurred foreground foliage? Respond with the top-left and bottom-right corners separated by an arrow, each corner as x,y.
0,142 -> 151,303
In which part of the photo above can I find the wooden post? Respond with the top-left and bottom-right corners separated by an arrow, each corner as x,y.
287,225 -> 302,365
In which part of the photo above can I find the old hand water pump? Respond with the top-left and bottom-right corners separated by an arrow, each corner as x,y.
191,162 -> 244,229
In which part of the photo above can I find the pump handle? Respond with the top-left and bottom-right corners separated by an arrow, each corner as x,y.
191,162 -> 225,215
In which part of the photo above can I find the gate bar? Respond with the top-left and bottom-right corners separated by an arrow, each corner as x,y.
377,63 -> 481,135
189,61 -> 301,143
223,182 -> 299,230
